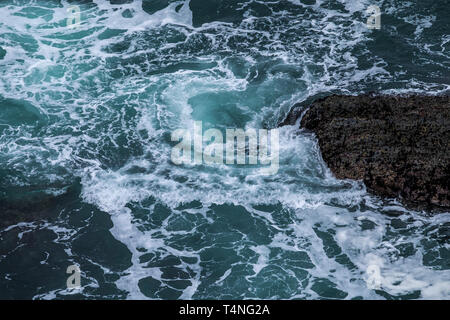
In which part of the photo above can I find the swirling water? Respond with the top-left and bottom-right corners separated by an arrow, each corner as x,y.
0,0 -> 449,299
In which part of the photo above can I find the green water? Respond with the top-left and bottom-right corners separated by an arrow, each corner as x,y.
0,0 -> 449,299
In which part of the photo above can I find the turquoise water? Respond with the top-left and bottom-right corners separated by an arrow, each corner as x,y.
0,0 -> 449,299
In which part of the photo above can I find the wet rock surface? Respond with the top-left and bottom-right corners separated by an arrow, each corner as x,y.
289,94 -> 450,209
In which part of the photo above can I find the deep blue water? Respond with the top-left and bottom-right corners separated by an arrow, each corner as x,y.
0,0 -> 449,299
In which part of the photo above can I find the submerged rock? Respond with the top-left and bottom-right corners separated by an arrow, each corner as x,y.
286,94 -> 450,209
0,180 -> 81,229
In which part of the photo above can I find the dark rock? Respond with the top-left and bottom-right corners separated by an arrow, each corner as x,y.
0,47 -> 6,60
279,102 -> 306,127
289,94 -> 450,209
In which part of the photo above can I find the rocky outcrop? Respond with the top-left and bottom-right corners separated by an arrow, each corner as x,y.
286,94 -> 450,209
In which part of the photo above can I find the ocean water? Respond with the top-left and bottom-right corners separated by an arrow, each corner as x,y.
0,0 -> 449,300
